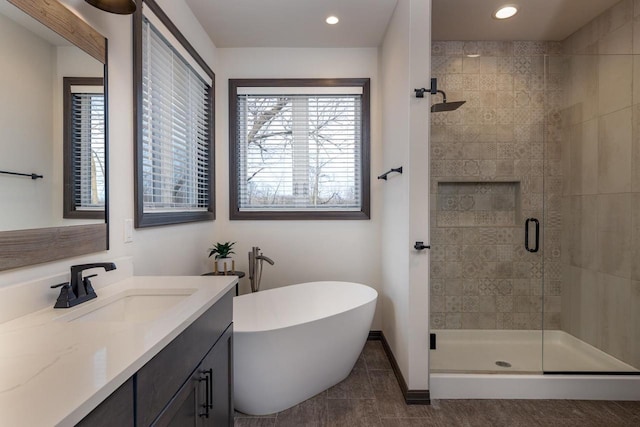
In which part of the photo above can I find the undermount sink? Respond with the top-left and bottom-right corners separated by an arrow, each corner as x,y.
56,289 -> 197,323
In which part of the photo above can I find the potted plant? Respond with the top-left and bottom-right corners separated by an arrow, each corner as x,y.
208,241 -> 236,273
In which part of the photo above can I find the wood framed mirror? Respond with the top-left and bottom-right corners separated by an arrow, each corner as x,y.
0,0 -> 109,271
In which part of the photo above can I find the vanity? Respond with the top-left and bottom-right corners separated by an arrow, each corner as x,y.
0,1 -> 233,423
0,275 -> 236,426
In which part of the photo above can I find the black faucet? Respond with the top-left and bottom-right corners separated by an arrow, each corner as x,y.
51,262 -> 117,308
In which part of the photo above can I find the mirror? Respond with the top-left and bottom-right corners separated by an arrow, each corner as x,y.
0,0 -> 108,270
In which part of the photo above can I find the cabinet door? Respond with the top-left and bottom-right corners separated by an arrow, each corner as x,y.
201,325 -> 234,427
152,369 -> 207,427
137,290 -> 233,427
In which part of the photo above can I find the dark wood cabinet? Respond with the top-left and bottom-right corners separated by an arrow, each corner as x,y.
78,288 -> 234,427
152,325 -> 233,427
137,290 -> 233,426
140,288 -> 234,427
151,367 -> 203,426
202,326 -> 233,426
75,378 -> 134,427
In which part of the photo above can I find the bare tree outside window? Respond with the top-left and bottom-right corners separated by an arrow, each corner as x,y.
230,79 -> 370,220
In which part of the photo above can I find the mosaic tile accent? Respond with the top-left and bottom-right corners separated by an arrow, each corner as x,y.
436,182 -> 519,227
430,40 -> 562,331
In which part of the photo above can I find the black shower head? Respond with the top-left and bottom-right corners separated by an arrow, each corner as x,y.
431,100 -> 466,113
416,79 -> 466,112
430,88 -> 465,113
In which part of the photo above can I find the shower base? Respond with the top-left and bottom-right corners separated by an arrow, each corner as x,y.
430,329 -> 640,400
430,329 -> 637,373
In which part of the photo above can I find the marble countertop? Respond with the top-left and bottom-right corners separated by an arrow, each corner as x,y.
0,275 -> 237,427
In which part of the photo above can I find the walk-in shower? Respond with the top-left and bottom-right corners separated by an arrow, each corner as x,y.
428,28 -> 640,398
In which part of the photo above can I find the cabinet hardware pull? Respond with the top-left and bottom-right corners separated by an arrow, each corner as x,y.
198,372 -> 211,418
206,369 -> 213,410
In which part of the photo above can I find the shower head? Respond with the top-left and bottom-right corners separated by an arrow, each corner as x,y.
431,100 -> 466,113
430,89 -> 465,113
415,79 -> 466,112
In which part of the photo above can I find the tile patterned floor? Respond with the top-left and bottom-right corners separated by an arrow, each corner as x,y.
234,340 -> 640,427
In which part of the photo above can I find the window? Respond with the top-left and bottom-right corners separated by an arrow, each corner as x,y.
229,79 -> 370,220
63,77 -> 105,219
134,0 -> 214,227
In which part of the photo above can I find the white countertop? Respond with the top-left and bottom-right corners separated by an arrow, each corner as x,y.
0,275 -> 236,427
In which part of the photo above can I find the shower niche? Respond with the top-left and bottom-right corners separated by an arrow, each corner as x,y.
435,180 -> 521,228
430,179 -> 533,333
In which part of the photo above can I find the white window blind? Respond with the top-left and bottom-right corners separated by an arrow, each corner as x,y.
236,89 -> 363,211
71,90 -> 105,210
141,17 -> 210,212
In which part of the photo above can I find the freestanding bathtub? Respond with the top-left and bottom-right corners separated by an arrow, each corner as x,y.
233,281 -> 377,415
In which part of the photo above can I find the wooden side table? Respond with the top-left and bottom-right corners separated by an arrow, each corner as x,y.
201,271 -> 245,296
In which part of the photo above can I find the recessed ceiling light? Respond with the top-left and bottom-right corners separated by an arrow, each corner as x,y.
466,54 -> 481,58
493,5 -> 518,20
326,16 -> 339,25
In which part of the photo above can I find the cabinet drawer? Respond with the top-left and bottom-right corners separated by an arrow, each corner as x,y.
136,288 -> 233,427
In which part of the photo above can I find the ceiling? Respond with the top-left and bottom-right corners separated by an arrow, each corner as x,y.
184,0 -> 398,48
432,0 -> 622,41
185,0 -> 624,48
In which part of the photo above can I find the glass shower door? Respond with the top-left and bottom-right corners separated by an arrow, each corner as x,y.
542,52 -> 640,374
428,41 -> 548,374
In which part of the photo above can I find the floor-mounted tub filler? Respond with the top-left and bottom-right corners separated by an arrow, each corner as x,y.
233,281 -> 377,415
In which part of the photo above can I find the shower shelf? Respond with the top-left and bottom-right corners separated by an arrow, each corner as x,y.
435,180 -> 521,228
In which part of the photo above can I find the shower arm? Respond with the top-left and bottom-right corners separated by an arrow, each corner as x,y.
413,87 -> 449,103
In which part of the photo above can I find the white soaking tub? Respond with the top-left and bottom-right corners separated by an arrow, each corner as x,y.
233,281 -> 377,415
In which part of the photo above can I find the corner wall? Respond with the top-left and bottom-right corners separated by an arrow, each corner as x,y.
380,0 -> 430,390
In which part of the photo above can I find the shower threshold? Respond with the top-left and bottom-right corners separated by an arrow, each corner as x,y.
430,329 -> 637,373
429,330 -> 640,400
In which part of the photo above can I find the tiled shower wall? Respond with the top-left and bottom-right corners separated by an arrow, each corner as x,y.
429,41 -> 563,330
560,0 -> 640,368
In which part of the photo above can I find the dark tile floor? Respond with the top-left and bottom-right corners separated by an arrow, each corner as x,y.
234,340 -> 640,427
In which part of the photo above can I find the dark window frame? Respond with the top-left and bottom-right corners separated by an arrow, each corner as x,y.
229,78 -> 371,220
63,76 -> 105,220
133,0 -> 215,228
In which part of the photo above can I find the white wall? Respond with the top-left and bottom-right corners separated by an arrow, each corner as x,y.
380,0 -> 430,390
0,2 -> 386,332
216,48 -> 383,328
0,0 -> 219,290
0,12 -> 54,230
406,0 -> 431,390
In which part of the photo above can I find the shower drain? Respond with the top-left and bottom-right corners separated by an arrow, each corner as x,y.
495,360 -> 512,368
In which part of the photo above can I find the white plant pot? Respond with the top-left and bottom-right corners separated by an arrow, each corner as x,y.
215,258 -> 234,273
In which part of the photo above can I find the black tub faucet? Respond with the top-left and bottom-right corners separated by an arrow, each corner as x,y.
51,262 -> 117,308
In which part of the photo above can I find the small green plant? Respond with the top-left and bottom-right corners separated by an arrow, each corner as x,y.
208,241 -> 236,259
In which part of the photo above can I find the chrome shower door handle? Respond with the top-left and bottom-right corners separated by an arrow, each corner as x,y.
525,218 -> 540,253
